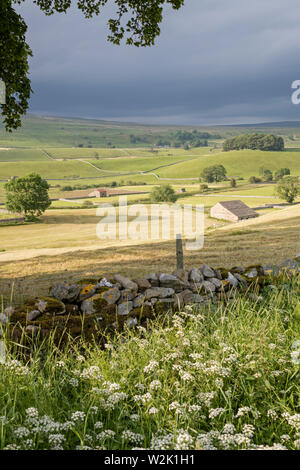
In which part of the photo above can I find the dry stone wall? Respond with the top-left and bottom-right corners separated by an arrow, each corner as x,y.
1,258 -> 300,348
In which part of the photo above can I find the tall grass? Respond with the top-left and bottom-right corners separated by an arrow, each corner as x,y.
0,276 -> 299,450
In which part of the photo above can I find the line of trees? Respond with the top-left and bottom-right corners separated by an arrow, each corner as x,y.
249,167 -> 291,184
223,133 -> 284,152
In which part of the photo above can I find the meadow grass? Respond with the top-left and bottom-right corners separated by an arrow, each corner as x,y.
88,155 -> 199,173
44,147 -> 214,159
0,276 -> 299,450
0,205 -> 299,304
0,114 -> 221,148
0,149 -> 48,162
156,150 -> 300,179
0,160 -> 98,179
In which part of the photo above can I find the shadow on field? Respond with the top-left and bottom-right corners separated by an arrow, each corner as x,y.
1,212 -> 299,306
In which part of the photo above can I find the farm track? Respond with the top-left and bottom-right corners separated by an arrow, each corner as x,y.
74,154 -> 209,180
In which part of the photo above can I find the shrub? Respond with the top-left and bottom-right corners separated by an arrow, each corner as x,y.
201,165 -> 227,183
200,183 -> 209,192
151,184 -> 177,203
249,176 -> 262,184
275,176 -> 299,203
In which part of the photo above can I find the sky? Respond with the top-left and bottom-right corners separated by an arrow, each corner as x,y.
15,0 -> 300,125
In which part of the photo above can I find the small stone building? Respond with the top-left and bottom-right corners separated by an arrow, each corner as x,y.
210,200 -> 259,222
88,188 -> 108,198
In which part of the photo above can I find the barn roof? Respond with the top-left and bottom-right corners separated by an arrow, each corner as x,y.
216,200 -> 258,218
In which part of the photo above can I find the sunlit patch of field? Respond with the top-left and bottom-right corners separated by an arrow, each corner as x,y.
0,160 -> 98,179
44,146 -> 215,159
0,205 -> 299,302
0,148 -> 48,162
156,149 -> 300,179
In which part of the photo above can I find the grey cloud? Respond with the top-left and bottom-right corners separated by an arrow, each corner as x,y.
16,0 -> 300,124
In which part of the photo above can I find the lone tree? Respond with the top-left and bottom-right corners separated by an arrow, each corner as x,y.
201,165 -> 227,183
5,173 -> 51,220
275,176 -> 299,204
151,184 -> 177,203
0,0 -> 185,131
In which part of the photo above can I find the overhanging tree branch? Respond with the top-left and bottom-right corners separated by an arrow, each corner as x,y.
0,0 -> 184,131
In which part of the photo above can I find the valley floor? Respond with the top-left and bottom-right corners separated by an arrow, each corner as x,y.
0,204 -> 299,304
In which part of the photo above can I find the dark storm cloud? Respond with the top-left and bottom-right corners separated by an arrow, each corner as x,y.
16,0 -> 300,124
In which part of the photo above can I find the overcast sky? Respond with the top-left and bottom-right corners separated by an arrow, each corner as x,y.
16,0 -> 300,125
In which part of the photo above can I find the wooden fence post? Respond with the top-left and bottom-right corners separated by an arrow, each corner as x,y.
176,233 -> 184,270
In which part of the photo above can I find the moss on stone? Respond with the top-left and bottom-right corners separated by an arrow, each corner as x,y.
216,268 -> 229,279
77,278 -> 101,285
245,265 -> 264,276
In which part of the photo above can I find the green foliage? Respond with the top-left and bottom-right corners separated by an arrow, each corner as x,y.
201,164 -> 227,183
151,184 -> 177,203
0,278 -> 300,450
0,0 -> 32,131
199,183 -> 209,192
223,133 -> 284,152
275,176 -> 299,204
262,169 -> 273,182
0,1 -> 184,131
274,168 -> 291,180
249,176 -> 262,184
5,173 -> 51,220
230,178 -> 237,188
171,129 -> 220,148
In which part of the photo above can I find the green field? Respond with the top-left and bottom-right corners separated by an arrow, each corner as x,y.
0,114 -> 222,148
156,149 -> 300,179
88,155 -> 199,173
1,115 -> 300,214
0,160 -> 100,179
0,148 -> 48,162
44,146 -> 216,159
2,148 -> 300,184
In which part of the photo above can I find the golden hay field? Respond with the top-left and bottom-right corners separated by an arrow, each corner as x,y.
0,205 -> 299,304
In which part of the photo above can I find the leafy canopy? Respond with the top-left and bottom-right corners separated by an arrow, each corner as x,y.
0,0 -> 185,131
275,176 -> 299,204
201,164 -> 227,183
5,173 -> 51,220
151,184 -> 177,203
223,133 -> 284,152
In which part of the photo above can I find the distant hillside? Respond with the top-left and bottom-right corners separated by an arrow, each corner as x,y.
2,114 -> 300,148
227,121 -> 300,128
0,114 -> 222,149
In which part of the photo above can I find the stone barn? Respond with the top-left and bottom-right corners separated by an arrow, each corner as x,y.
88,188 -> 108,198
210,200 -> 259,222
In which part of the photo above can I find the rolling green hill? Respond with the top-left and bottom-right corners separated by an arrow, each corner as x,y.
0,114 -> 222,149
0,148 -> 48,162
0,160 -> 98,179
0,149 -> 299,183
155,150 -> 300,179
